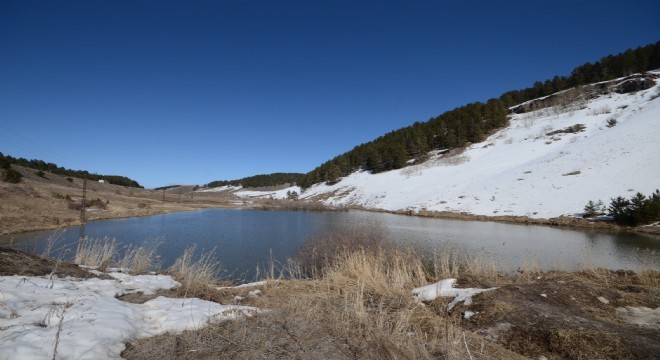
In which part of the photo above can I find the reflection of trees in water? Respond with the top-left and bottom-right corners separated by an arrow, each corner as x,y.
590,231 -> 660,269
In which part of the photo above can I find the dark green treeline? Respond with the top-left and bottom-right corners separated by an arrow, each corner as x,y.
299,42 -> 660,189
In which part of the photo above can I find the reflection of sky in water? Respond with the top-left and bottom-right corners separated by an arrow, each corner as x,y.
1,209 -> 658,281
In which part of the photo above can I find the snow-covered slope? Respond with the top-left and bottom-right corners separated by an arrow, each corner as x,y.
300,73 -> 660,219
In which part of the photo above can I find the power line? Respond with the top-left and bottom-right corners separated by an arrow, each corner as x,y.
80,176 -> 87,223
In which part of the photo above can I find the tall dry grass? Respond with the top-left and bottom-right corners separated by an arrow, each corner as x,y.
246,230 -> 489,359
116,238 -> 163,274
74,236 -> 162,274
75,237 -> 118,271
168,245 -> 221,297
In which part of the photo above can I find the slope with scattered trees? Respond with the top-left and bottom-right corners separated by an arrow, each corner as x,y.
299,42 -> 660,189
0,152 -> 142,188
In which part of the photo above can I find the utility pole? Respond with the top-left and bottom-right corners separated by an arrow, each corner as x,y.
80,176 -> 87,223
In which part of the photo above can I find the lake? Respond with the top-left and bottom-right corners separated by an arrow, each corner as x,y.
1,209 -> 658,281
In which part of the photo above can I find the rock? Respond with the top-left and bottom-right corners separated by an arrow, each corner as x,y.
614,77 -> 655,94
597,296 -> 610,304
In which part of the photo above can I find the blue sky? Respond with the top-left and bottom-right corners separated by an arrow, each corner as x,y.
1,1 -> 659,188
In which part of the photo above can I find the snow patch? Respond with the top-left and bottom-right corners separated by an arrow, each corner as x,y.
616,306 -> 660,328
235,186 -> 301,200
0,274 -> 259,360
412,278 -> 496,311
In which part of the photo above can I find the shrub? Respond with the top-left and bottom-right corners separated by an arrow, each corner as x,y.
583,200 -> 606,217
35,170 -> 46,178
286,190 -> 299,200
597,190 -> 660,226
89,198 -> 107,209
606,118 -> 617,128
66,177 -> 73,182
54,193 -> 72,201
2,168 -> 23,183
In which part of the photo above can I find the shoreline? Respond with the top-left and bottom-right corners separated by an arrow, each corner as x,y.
395,208 -> 660,235
1,245 -> 658,359
3,199 -> 659,237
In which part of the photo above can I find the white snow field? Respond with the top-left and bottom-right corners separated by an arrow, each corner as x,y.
299,73 -> 660,219
0,272 -> 259,360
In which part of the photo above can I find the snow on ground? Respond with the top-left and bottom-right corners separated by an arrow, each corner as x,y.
412,278 -> 497,311
234,186 -> 301,200
197,185 -> 242,192
615,306 -> 660,329
301,74 -> 660,218
0,272 -> 259,360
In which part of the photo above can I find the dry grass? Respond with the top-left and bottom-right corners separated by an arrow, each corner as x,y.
168,245 -> 222,297
0,165 -> 242,235
74,237 -> 118,271
125,241 -> 507,359
117,238 -> 163,274
73,236 -> 162,274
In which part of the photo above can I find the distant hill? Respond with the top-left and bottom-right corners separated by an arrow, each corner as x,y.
0,153 -> 143,188
299,42 -> 660,188
205,172 -> 304,189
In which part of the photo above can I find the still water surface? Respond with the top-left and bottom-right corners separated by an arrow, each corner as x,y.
2,209 -> 658,280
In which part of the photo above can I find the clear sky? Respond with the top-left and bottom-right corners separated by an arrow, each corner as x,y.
1,1 -> 659,188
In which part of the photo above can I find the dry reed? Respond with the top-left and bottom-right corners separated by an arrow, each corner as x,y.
168,245 -> 221,297
74,237 -> 117,271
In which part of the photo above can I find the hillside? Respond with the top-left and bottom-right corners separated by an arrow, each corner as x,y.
298,42 -> 660,188
0,166 -> 241,234
0,153 -> 143,188
295,72 -> 660,219
205,173 -> 304,189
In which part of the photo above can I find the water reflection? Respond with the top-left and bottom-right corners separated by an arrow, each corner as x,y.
1,209 -> 658,280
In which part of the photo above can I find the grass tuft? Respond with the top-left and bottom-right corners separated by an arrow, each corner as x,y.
74,237 -> 117,272
117,238 -> 163,274
168,245 -> 221,297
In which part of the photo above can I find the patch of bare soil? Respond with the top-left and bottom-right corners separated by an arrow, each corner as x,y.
0,246 -> 93,278
453,270 -> 660,359
122,311 -> 356,360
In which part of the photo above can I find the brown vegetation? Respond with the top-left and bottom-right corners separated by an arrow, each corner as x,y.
0,166 -> 243,235
123,231 -> 659,360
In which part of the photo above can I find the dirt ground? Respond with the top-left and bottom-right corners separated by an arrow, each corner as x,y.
454,270 -> 660,359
